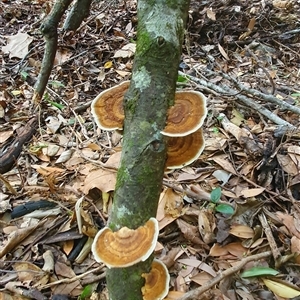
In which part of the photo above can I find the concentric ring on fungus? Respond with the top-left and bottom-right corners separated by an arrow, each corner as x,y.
91,217 -> 159,268
91,81 -> 129,130
161,91 -> 207,137
166,128 -> 205,169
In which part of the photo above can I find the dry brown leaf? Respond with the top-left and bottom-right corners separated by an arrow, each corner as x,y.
14,262 -> 49,286
229,224 -> 254,238
240,188 -> 265,198
36,166 -> 65,176
176,172 -> 202,182
42,144 -> 60,157
2,32 -> 33,58
86,143 -> 102,151
161,247 -> 183,269
0,220 -> 46,259
178,258 -> 216,277
155,241 -> 164,252
0,291 -> 27,300
206,8 -> 216,21
156,188 -> 168,221
0,130 -> 13,143
220,113 -> 245,140
276,212 -> 300,239
82,169 -> 117,194
105,151 -> 122,169
247,17 -> 256,31
45,116 -> 61,134
198,209 -> 216,244
209,243 -> 229,257
212,155 -> 237,175
158,214 -> 177,230
190,271 -> 214,286
225,242 -> 247,258
190,185 -> 211,201
273,0 -> 293,8
54,47 -> 73,65
55,149 -> 74,164
205,136 -> 227,151
164,188 -> 183,218
291,236 -> 300,263
218,43 -> 230,60
277,154 -> 298,176
113,43 -> 136,58
288,145 -> 300,168
176,219 -> 207,247
54,261 -> 82,296
179,264 -> 194,278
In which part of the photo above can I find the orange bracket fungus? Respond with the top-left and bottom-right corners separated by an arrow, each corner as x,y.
141,259 -> 170,300
91,81 -> 129,130
166,128 -> 205,170
91,82 -> 207,170
161,91 -> 207,137
91,217 -> 159,268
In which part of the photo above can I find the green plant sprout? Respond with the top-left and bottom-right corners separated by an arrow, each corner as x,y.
209,187 -> 234,215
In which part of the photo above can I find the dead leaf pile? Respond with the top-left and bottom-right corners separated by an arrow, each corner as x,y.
0,0 -> 300,299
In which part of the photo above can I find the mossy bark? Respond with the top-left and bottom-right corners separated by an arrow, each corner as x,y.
106,1 -> 190,299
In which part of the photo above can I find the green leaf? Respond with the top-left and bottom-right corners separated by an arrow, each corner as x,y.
20,70 -> 28,80
177,74 -> 189,83
48,80 -> 65,88
215,204 -> 234,215
80,285 -> 93,299
210,187 -> 221,203
212,127 -> 219,134
241,266 -> 279,278
47,100 -> 65,110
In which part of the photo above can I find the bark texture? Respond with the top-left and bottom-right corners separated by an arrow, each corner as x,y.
63,0 -> 93,31
106,1 -> 190,299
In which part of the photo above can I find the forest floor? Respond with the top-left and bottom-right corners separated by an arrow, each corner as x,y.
1,0 -> 300,299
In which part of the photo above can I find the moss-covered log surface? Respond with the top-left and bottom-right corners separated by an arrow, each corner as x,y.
106,1 -> 190,299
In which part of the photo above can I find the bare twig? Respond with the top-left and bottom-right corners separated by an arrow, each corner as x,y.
178,250 -> 272,300
258,213 -> 280,263
219,71 -> 300,115
36,265 -> 106,289
179,71 -> 296,129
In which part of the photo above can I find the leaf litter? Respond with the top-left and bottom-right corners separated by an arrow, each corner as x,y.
0,0 -> 300,299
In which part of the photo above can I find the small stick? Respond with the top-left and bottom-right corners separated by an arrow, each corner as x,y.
36,265 -> 106,289
178,250 -> 272,300
258,213 -> 280,262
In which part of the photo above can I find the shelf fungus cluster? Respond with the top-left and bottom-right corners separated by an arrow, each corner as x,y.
91,218 -> 170,299
91,81 -> 207,170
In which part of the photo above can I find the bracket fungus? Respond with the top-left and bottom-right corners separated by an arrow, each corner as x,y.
91,82 -> 207,170
91,81 -> 129,130
166,128 -> 205,170
161,91 -> 207,137
141,259 -> 170,300
91,217 -> 159,268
